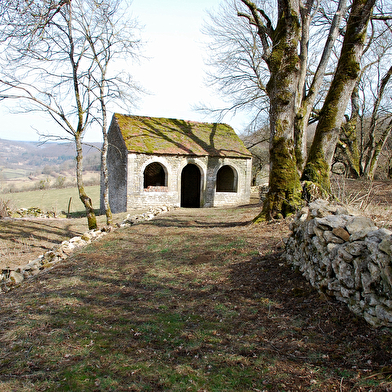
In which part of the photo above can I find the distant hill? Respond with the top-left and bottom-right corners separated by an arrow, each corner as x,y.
0,139 -> 101,178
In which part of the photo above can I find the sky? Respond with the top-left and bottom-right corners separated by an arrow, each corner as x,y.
0,0 -> 250,143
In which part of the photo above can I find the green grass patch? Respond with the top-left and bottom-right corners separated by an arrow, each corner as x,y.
1,185 -> 100,214
1,168 -> 29,179
0,203 -> 391,391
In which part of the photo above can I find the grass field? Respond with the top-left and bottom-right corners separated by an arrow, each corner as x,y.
0,204 -> 391,391
1,185 -> 100,215
1,168 -> 30,179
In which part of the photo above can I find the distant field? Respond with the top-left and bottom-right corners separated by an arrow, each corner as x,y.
1,168 -> 29,179
1,169 -> 99,193
1,185 -> 100,214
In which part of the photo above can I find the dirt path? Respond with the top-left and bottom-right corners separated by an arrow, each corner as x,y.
0,203 -> 391,391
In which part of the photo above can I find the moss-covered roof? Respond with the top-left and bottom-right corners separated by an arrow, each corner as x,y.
112,114 -> 252,158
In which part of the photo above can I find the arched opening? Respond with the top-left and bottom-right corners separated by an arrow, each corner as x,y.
144,162 -> 166,189
181,164 -> 201,208
216,165 -> 237,192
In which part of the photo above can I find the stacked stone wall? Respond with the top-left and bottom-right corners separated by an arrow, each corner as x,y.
285,199 -> 392,327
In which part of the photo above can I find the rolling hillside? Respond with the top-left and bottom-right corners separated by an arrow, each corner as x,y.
0,139 -> 101,193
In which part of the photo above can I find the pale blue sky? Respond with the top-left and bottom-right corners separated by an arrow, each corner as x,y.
0,0 -> 249,142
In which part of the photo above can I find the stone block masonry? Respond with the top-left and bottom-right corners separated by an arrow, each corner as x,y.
285,199 -> 392,327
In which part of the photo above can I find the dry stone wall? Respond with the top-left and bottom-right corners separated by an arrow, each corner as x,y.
285,199 -> 392,327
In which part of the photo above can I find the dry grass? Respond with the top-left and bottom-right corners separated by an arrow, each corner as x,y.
0,194 -> 392,391
331,177 -> 392,230
0,211 -> 138,270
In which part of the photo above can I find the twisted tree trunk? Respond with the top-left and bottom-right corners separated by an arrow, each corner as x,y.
75,136 -> 97,230
247,0 -> 303,221
302,0 -> 376,195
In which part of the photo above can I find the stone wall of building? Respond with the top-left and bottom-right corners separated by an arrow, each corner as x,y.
285,199 -> 392,327
104,117 -> 252,212
125,153 -> 251,209
105,122 -> 128,213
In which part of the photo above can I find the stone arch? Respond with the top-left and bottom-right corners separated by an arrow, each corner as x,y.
142,159 -> 169,190
216,165 -> 238,192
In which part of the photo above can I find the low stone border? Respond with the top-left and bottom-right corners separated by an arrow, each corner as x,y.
0,205 -> 175,294
285,199 -> 392,327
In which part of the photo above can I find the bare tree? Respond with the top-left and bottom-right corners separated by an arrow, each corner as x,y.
362,64 -> 392,179
201,2 -> 270,128
301,0 -> 376,194
204,0 -> 347,219
335,17 -> 392,180
339,71 -> 392,180
0,0 -> 142,228
237,0 -> 352,220
77,0 -> 143,226
204,0 -> 377,220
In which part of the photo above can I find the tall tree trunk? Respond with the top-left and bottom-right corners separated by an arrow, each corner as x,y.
254,0 -> 303,221
75,136 -> 97,230
294,0 -> 347,171
84,20 -> 113,227
67,1 -> 97,230
336,84 -> 361,178
101,130 -> 113,226
362,65 -> 392,179
363,120 -> 392,180
99,73 -> 113,226
302,0 -> 376,195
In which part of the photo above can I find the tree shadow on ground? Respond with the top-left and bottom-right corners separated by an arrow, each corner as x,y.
0,205 -> 391,391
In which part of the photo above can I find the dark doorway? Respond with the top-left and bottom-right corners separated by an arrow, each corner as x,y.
181,164 -> 201,208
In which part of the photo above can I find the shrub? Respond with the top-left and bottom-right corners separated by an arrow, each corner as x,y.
55,175 -> 66,188
42,165 -> 53,175
38,178 -> 51,190
0,199 -> 12,218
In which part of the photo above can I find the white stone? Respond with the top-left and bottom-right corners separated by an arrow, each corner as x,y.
315,215 -> 351,229
311,236 -> 326,253
346,216 -> 377,235
337,262 -> 355,289
9,271 -> 24,284
307,220 -> 315,236
376,305 -> 392,324
337,248 -> 353,262
327,243 -> 339,253
368,262 -> 380,282
341,286 -> 355,298
361,272 -> 373,294
379,237 -> 392,255
313,225 -> 325,239
69,236 -> 82,243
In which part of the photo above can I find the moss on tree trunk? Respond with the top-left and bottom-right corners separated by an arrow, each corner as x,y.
253,0 -> 302,222
254,137 -> 302,222
302,0 -> 375,196
337,119 -> 361,178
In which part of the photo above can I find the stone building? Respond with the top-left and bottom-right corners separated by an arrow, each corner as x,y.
102,114 -> 252,213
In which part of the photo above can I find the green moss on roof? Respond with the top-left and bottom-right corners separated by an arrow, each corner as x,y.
113,114 -> 252,158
